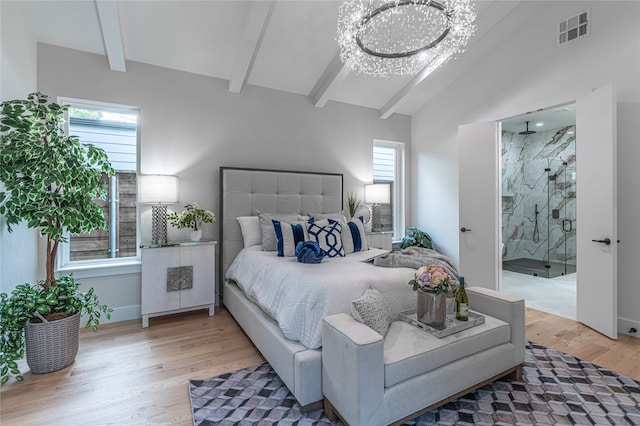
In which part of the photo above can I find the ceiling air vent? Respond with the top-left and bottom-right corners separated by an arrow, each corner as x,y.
558,10 -> 590,45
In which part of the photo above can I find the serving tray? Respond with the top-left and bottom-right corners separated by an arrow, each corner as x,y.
398,310 -> 485,338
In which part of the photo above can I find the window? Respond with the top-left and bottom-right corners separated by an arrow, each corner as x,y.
58,99 -> 139,270
373,140 -> 405,240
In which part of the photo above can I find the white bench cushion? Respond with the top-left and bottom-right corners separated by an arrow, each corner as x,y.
383,314 -> 510,387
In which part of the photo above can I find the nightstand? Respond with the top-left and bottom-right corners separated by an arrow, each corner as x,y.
366,232 -> 393,251
141,241 -> 216,327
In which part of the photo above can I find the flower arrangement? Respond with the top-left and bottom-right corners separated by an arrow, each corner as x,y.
168,202 -> 215,231
409,265 -> 454,294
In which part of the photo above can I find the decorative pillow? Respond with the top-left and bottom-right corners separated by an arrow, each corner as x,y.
351,287 -> 393,336
236,216 -> 261,248
295,240 -> 324,264
272,219 -> 309,257
257,211 -> 302,251
307,220 -> 344,257
308,212 -> 347,223
331,218 -> 369,254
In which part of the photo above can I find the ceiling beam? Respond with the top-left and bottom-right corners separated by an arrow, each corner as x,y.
379,55 -> 448,119
309,51 -> 352,108
228,1 -> 275,93
379,0 -> 523,119
95,0 -> 126,72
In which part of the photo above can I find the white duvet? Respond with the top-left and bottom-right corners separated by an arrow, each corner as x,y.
225,246 -> 417,349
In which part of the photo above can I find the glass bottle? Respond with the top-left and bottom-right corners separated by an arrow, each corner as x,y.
456,276 -> 469,321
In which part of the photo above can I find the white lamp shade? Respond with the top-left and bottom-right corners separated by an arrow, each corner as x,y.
365,183 -> 390,204
139,175 -> 179,204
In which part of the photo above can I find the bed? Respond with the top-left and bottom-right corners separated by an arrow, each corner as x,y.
219,167 -> 416,409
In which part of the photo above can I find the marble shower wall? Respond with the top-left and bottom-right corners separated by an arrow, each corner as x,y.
502,126 -> 576,266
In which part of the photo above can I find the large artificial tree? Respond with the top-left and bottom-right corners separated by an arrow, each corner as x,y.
0,92 -> 114,384
0,92 -> 114,289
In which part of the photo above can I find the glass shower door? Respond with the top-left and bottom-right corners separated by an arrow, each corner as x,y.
547,158 -> 576,276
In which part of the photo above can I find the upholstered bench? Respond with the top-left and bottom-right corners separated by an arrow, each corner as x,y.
322,287 -> 525,426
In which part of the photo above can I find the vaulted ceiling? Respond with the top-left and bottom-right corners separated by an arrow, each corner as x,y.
15,0 -> 524,118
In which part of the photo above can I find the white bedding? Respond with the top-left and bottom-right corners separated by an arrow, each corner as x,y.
225,246 -> 417,349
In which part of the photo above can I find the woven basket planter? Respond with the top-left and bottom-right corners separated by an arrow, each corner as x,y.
25,311 -> 81,374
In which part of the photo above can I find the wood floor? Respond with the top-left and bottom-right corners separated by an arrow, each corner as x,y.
1,308 -> 638,426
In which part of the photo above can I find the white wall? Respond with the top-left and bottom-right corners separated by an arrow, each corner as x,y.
617,102 -> 640,335
34,43 -> 411,322
412,1 -> 640,332
0,1 -> 39,294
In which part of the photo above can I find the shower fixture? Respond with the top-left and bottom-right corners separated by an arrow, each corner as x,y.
519,121 -> 536,135
533,204 -> 539,243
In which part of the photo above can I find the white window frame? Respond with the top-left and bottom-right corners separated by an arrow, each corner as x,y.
56,97 -> 142,278
373,139 -> 406,241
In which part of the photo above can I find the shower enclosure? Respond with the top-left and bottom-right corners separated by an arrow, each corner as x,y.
501,126 -> 577,278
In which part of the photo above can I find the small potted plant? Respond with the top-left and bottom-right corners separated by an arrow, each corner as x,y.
0,92 -> 114,384
345,192 -> 361,220
168,202 -> 216,241
400,226 -> 434,250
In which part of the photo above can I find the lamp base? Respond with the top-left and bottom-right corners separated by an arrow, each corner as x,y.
371,204 -> 382,233
151,205 -> 168,245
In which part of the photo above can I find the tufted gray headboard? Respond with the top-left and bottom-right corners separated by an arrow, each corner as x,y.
219,167 -> 343,304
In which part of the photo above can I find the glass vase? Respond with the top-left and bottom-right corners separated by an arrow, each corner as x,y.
416,290 -> 447,330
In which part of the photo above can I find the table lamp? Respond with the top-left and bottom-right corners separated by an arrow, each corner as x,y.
140,175 -> 179,245
365,183 -> 390,233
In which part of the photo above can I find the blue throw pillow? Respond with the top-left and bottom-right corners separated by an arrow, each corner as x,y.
272,219 -> 309,257
330,218 -> 369,254
295,240 -> 325,264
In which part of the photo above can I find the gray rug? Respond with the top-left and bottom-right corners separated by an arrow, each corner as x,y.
189,342 -> 640,425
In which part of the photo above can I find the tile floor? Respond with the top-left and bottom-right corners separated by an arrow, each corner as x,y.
500,269 -> 576,320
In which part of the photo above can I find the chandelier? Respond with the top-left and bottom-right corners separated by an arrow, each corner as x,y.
337,0 -> 477,78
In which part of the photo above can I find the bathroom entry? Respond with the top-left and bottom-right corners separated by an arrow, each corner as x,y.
501,107 -> 577,279
459,85 -> 618,338
500,105 -> 577,318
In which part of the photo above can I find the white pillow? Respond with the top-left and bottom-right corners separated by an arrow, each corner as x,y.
236,216 -> 261,248
307,220 -> 344,257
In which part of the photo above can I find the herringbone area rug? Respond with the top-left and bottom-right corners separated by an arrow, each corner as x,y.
189,342 -> 640,425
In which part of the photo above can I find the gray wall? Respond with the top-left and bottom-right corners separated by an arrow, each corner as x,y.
33,43 -> 411,321
0,1 -> 39,294
412,1 -> 640,333
501,127 -> 576,266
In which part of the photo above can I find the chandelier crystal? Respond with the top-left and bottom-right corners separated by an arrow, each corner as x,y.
337,0 -> 477,78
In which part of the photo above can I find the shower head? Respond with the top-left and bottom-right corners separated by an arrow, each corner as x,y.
519,121 -> 537,135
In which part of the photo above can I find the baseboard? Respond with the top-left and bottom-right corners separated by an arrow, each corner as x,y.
618,316 -> 640,337
82,304 -> 141,325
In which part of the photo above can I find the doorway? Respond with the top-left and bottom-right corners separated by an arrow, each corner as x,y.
459,85 -> 617,338
500,105 -> 577,319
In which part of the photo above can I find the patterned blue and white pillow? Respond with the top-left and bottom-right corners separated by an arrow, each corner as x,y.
272,219 -> 309,257
331,217 -> 369,254
307,220 -> 344,257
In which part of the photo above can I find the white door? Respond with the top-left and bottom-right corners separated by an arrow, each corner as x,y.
576,85 -> 617,339
458,85 -> 618,339
458,122 -> 500,289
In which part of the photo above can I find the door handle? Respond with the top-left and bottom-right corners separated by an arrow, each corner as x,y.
592,238 -> 611,245
460,227 -> 471,233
